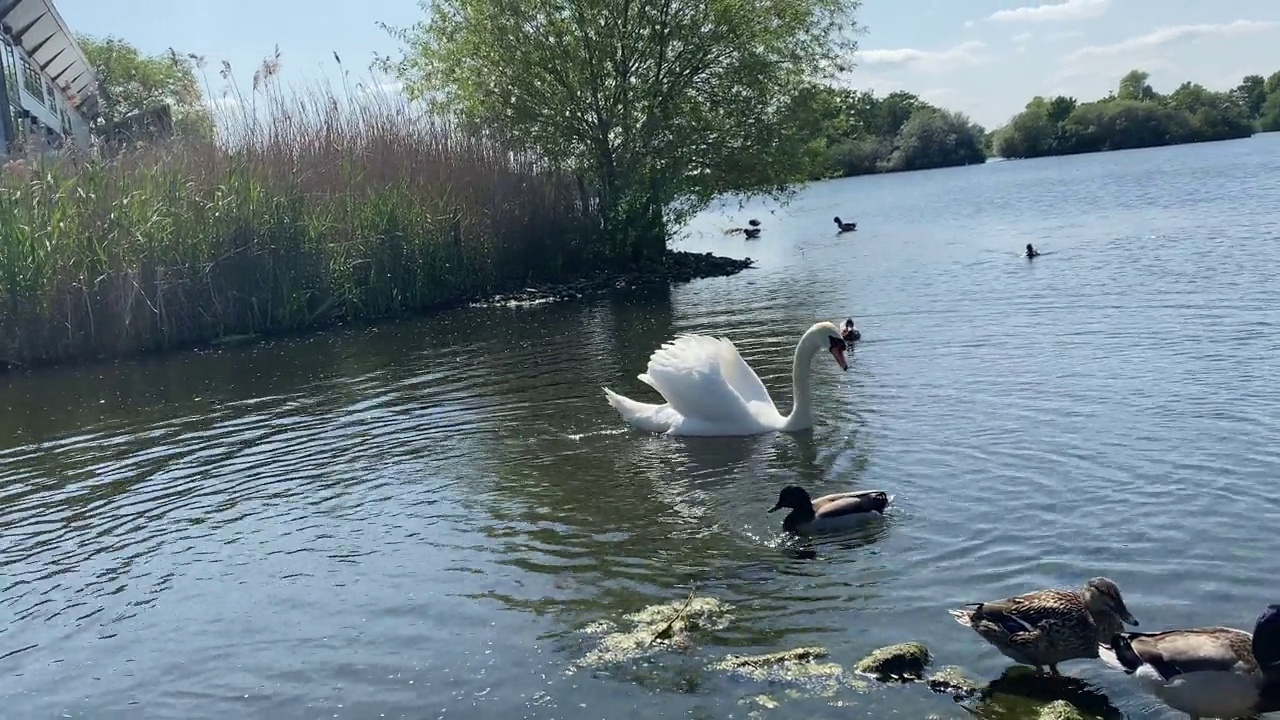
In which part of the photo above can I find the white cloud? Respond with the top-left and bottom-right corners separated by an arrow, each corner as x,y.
1065,19 -> 1280,63
987,0 -> 1109,24
1012,32 -> 1034,43
857,41 -> 987,72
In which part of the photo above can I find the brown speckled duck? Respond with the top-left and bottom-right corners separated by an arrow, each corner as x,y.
1097,604 -> 1280,720
948,577 -> 1139,674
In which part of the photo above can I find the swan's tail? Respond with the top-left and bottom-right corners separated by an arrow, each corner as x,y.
603,387 -> 675,434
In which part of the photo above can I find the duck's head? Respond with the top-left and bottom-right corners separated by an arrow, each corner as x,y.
1083,577 -> 1139,626
748,218 -> 761,227
1026,243 -> 1035,254
769,485 -> 812,513
840,318 -> 860,343
1253,604 -> 1280,672
833,216 -> 844,225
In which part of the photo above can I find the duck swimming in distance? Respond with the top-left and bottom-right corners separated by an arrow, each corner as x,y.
840,318 -> 861,343
1025,243 -> 1040,258
834,216 -> 858,233
768,485 -> 892,535
1097,604 -> 1280,720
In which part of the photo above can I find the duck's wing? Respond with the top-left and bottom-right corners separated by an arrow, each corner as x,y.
964,589 -> 1084,636
1121,628 -> 1256,679
638,334 -> 756,425
812,491 -> 891,516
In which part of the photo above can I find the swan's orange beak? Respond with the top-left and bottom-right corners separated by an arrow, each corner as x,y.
830,345 -> 848,371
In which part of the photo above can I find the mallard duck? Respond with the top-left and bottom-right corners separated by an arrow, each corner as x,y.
744,226 -> 761,239
834,216 -> 857,233
948,577 -> 1139,675
1096,604 -> 1280,719
768,485 -> 891,534
840,318 -> 861,343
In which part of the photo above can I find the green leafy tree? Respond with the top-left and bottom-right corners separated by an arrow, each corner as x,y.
77,35 -> 213,140
1260,91 -> 1280,132
994,96 -> 1057,158
880,108 -> 985,172
1117,69 -> 1159,103
1233,74 -> 1267,119
377,0 -> 862,261
1265,70 -> 1280,98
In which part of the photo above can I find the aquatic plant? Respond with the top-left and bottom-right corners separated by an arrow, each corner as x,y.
0,61 -> 608,369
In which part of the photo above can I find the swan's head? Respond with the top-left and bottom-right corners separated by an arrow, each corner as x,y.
805,321 -> 850,371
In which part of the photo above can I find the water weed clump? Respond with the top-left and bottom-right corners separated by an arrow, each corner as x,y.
0,75 -> 608,369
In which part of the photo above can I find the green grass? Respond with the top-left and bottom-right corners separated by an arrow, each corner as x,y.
0,83 -> 610,369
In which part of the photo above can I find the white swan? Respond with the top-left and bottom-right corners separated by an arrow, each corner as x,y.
601,320 -> 852,437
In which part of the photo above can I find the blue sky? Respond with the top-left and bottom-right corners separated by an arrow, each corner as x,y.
57,0 -> 1280,129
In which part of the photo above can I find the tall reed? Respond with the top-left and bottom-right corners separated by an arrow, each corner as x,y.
0,68 -> 608,369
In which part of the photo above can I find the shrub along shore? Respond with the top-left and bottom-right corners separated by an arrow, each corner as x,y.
0,92 -> 753,371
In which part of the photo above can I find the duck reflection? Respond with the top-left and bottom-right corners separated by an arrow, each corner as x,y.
962,665 -> 1125,719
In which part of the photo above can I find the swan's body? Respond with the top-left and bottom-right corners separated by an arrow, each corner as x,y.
769,485 -> 892,535
602,321 -> 850,437
1096,605 -> 1280,719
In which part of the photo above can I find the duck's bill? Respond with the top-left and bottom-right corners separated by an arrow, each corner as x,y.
830,346 -> 848,371
767,503 -> 783,513
1123,612 -> 1139,626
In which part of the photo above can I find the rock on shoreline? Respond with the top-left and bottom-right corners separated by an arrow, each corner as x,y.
476,251 -> 754,307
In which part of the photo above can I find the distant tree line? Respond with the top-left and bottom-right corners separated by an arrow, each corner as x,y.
794,85 -> 989,179
994,69 -> 1280,159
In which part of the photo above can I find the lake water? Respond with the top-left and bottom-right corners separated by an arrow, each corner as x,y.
4,135 -> 1280,720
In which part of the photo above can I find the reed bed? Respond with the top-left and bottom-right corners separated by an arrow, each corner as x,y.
0,76 -> 608,370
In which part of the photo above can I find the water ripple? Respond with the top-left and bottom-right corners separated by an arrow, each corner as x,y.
4,137 -> 1280,719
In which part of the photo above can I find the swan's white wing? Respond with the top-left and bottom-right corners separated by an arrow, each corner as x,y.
713,337 -> 775,408
639,334 -> 756,425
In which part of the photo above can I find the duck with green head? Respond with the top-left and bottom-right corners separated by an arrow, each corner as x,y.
768,485 -> 892,535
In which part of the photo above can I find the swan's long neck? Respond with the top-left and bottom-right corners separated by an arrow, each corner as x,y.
782,329 -> 822,431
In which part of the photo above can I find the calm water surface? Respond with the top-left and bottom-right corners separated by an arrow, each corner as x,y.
4,137 -> 1280,719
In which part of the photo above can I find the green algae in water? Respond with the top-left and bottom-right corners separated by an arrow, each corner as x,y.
926,665 -> 982,700
569,596 -> 733,671
1036,699 -> 1087,720
739,694 -> 780,709
714,646 -> 830,670
853,641 -> 932,681
711,646 -> 871,697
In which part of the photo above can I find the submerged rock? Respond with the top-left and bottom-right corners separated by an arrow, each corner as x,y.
1037,699 -> 1086,720
853,641 -> 932,681
926,665 -> 982,700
